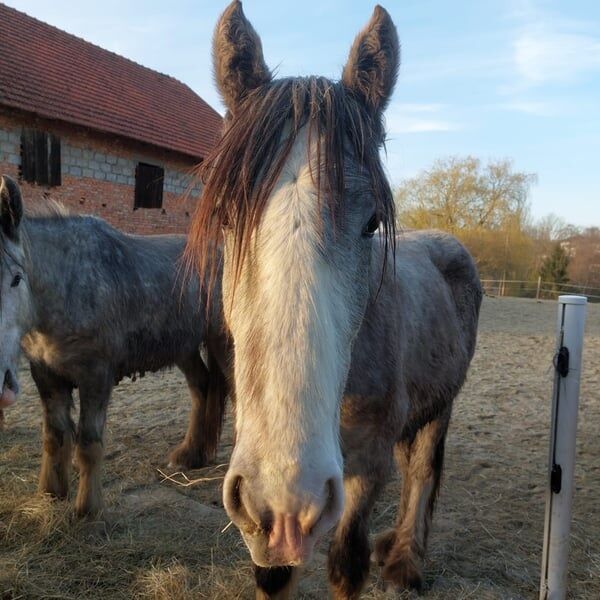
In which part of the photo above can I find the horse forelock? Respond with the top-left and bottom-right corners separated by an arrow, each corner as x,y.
185,75 -> 396,299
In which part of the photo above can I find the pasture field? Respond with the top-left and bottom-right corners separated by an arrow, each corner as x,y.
1,297 -> 599,599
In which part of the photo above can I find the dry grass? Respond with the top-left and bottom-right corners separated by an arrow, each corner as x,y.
1,297 -> 599,599
132,559 -> 256,600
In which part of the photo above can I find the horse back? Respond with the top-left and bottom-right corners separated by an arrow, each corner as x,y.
408,230 -> 482,359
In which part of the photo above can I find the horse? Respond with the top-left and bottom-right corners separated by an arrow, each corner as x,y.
0,175 -> 229,517
186,2 -> 482,598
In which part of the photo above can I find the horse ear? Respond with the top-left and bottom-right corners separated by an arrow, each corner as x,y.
0,175 -> 23,240
213,1 -> 272,113
342,5 -> 399,117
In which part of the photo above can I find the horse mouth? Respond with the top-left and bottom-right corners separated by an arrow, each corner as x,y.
0,369 -> 19,408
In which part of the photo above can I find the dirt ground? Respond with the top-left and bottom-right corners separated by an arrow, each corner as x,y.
1,297 -> 599,599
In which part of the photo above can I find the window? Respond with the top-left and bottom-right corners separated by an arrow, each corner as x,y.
134,163 -> 164,209
20,129 -> 61,186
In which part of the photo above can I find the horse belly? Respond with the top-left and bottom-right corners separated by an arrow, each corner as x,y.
117,326 -> 201,379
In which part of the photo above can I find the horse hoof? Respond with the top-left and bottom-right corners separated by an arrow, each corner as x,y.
167,444 -> 207,470
382,557 -> 423,592
74,491 -> 104,520
38,482 -> 70,500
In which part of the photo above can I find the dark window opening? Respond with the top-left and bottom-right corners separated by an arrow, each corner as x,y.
20,129 -> 61,187
134,163 -> 164,209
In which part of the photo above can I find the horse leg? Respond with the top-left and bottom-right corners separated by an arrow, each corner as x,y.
169,348 -> 226,469
169,351 -> 210,469
377,409 -> 451,591
31,362 -> 75,499
371,438 -> 411,567
74,374 -> 112,517
254,566 -> 299,600
327,475 -> 384,599
328,403 -> 394,600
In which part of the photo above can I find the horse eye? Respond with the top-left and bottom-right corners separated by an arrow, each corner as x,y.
363,214 -> 380,238
10,274 -> 22,288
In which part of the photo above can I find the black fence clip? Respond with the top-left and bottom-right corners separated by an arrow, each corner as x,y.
551,463 -> 562,494
555,346 -> 570,378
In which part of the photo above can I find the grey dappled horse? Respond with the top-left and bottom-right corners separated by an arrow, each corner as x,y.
187,3 -> 482,598
0,175 -> 228,516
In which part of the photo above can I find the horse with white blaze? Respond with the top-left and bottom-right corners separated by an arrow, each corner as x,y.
187,2 -> 482,597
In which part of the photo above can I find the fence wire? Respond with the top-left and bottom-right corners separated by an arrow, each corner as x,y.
480,279 -> 600,302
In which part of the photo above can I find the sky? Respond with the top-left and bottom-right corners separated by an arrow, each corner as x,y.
5,0 -> 599,227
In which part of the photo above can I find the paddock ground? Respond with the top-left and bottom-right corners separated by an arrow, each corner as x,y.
1,296 -> 599,599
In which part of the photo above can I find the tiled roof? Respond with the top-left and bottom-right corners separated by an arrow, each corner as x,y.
0,3 -> 222,160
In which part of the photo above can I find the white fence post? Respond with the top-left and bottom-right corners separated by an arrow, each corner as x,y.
540,295 -> 587,600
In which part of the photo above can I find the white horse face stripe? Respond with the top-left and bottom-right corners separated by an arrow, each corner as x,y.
222,126 -> 377,541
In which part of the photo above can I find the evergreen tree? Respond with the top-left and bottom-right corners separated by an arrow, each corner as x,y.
539,243 -> 570,287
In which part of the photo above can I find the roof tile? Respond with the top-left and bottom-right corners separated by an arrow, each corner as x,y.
0,3 -> 222,159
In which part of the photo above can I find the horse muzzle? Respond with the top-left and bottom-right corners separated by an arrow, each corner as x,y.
0,369 -> 19,408
223,466 -> 344,567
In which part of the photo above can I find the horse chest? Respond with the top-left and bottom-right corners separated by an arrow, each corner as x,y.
21,331 -> 68,371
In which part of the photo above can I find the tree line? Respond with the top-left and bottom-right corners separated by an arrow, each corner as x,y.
394,156 -> 600,300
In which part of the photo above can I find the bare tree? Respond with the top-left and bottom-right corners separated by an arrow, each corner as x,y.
395,156 -> 537,280
396,156 -> 536,234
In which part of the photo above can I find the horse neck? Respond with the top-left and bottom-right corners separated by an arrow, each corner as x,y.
21,217 -> 73,326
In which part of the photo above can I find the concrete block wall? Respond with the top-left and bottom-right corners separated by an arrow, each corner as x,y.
0,127 -> 21,166
0,110 -> 203,235
61,144 -> 199,197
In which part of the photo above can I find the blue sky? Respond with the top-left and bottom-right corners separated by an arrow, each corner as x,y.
6,0 -> 599,227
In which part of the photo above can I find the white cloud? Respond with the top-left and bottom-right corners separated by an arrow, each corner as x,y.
385,103 -> 460,135
513,25 -> 600,85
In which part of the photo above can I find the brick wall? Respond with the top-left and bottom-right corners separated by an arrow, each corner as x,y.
0,109 -> 204,235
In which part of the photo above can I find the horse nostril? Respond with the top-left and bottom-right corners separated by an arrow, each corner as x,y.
228,475 -> 243,511
317,477 -> 344,531
324,478 -> 336,514
3,370 -> 18,394
224,474 -> 261,535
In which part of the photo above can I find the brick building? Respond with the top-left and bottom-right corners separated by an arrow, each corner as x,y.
0,3 -> 222,234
